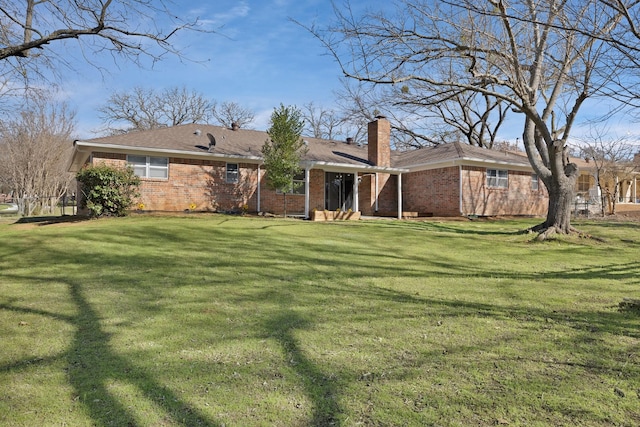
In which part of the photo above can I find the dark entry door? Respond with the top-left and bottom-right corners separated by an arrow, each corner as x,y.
325,172 -> 354,211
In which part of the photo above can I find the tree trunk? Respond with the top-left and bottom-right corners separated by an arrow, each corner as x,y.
283,193 -> 287,218
531,175 -> 577,240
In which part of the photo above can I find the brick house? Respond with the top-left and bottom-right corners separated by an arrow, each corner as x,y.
68,117 -> 549,218
395,142 -> 548,217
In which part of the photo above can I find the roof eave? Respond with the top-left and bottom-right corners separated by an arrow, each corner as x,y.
302,160 -> 409,174
403,156 -> 532,172
72,140 -> 263,163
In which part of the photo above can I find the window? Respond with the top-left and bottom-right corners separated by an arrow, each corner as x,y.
127,155 -> 168,179
276,171 -> 306,195
487,169 -> 508,188
226,163 -> 239,183
577,174 -> 591,192
531,174 -> 539,190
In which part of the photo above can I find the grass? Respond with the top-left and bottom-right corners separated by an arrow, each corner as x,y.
0,214 -> 638,426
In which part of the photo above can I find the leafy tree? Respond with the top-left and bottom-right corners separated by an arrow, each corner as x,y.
313,0 -> 633,239
76,164 -> 140,217
261,104 -> 306,217
0,97 -> 75,216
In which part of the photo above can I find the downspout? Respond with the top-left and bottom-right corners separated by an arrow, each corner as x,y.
397,173 -> 403,219
459,165 -> 463,216
257,164 -> 261,213
304,167 -> 310,218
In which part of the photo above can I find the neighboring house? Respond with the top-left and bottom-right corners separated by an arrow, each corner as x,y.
571,155 -> 640,214
68,117 -> 550,218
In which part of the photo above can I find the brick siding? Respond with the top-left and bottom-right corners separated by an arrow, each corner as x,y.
86,153 -> 326,216
402,166 -> 548,217
460,166 -> 547,216
80,152 -> 548,218
403,167 -> 461,216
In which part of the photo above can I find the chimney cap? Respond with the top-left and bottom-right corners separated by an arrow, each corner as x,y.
375,115 -> 387,120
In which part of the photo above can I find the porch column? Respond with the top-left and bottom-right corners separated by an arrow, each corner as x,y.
257,164 -> 261,213
353,172 -> 359,213
397,173 -> 403,219
375,173 -> 379,212
304,168 -> 310,218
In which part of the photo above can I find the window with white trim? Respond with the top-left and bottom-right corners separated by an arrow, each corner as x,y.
127,155 -> 168,179
487,169 -> 508,188
226,163 -> 239,183
531,174 -> 539,190
276,171 -> 306,195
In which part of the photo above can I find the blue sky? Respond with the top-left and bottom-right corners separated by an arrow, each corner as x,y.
49,0 -> 640,148
61,0 -> 356,138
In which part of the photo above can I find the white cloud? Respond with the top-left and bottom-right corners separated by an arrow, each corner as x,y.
211,2 -> 251,24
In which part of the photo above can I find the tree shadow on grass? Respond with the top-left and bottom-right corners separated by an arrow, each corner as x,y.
1,281 -> 220,427
263,310 -> 343,426
13,215 -> 89,226
371,219 -> 524,236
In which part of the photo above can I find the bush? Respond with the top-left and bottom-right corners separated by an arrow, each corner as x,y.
76,164 -> 140,217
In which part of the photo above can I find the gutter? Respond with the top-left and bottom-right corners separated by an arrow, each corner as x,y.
72,140 -> 264,163
301,160 -> 409,174
402,157 -> 532,173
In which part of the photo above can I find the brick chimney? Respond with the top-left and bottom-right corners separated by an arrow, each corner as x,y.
634,152 -> 640,165
368,116 -> 391,167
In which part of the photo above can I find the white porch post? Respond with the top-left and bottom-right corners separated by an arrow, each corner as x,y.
353,172 -> 359,213
375,173 -> 379,212
397,173 -> 403,219
304,168 -> 310,218
257,164 -> 261,213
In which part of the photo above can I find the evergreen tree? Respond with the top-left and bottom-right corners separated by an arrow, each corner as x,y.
262,104 -> 306,217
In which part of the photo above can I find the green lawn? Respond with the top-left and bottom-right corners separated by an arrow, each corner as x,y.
0,214 -> 638,426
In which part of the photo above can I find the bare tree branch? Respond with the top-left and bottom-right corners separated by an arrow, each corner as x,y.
0,0 -> 211,90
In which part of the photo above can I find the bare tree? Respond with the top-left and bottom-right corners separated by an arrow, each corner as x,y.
301,102 -> 348,140
312,0 -> 631,238
161,87 -> 213,127
335,77 -> 509,149
99,86 -> 213,134
211,101 -> 255,129
0,1 -> 203,83
0,97 -> 75,216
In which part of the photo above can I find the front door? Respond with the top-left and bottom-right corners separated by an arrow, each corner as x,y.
325,172 -> 354,211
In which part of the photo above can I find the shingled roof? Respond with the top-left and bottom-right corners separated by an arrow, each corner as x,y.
70,124 -> 536,173
393,141 -> 533,171
70,123 -> 405,172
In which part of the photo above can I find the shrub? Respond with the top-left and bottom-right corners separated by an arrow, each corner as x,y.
76,164 -> 140,217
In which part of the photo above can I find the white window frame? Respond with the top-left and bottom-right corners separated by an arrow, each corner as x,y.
531,174 -> 539,190
127,155 -> 168,179
226,163 -> 239,183
487,169 -> 508,188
